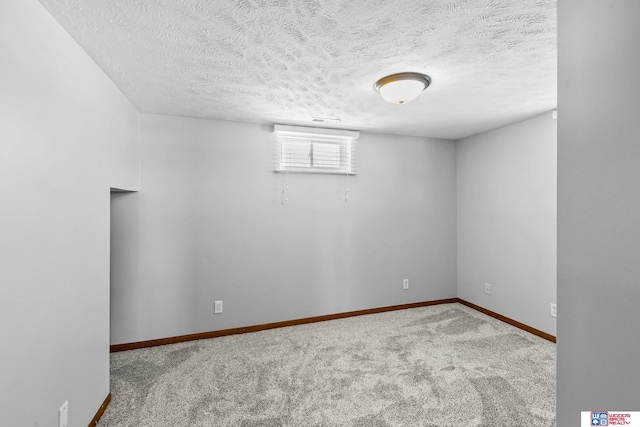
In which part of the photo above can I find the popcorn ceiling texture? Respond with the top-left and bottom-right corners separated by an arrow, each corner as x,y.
39,0 -> 556,139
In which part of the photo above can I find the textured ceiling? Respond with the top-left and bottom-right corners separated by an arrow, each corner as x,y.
39,0 -> 556,140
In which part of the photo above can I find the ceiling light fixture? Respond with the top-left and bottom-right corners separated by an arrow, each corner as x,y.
374,72 -> 431,105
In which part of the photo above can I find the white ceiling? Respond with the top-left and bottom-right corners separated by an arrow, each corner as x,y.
39,0 -> 557,140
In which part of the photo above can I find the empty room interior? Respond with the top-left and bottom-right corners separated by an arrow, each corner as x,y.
2,0 -> 639,426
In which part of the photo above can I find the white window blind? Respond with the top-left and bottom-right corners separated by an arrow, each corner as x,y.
274,125 -> 359,175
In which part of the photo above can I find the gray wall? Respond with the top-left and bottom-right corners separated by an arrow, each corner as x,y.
557,0 -> 640,424
457,113 -> 557,335
110,114 -> 457,344
0,1 -> 139,426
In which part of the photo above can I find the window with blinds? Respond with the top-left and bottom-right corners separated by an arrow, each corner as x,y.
274,125 -> 359,175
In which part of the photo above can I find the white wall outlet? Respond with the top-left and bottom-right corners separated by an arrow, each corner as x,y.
484,283 -> 492,295
403,279 -> 409,290
214,300 -> 223,314
59,401 -> 68,427
551,303 -> 557,318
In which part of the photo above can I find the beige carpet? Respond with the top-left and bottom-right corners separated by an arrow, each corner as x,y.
98,303 -> 556,426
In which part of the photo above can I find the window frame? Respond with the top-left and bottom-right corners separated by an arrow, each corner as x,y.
273,124 -> 359,175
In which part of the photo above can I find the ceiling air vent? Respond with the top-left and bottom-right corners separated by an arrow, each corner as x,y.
311,117 -> 341,124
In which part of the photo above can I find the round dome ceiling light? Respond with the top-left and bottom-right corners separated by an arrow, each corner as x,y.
373,72 -> 431,105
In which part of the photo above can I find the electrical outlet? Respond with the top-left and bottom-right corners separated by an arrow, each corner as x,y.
214,300 -> 223,314
403,279 -> 409,290
484,283 -> 491,295
59,401 -> 68,427
550,303 -> 557,318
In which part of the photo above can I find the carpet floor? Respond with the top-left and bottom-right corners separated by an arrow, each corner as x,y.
97,303 -> 556,426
